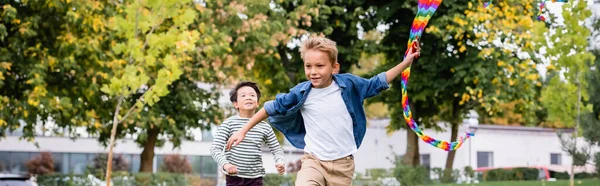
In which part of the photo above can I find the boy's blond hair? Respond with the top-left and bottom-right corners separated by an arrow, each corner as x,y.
299,37 -> 338,65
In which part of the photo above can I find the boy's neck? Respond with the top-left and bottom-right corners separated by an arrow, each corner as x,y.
238,110 -> 255,118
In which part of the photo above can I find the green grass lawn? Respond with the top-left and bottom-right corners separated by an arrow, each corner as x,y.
429,179 -> 600,186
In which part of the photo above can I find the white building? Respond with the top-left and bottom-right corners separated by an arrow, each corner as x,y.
1,109 -> 597,185
353,111 -> 598,178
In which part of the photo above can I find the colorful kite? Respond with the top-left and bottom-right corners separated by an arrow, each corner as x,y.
402,0 -> 474,152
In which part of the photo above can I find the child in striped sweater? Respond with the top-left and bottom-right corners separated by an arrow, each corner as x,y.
210,81 -> 285,186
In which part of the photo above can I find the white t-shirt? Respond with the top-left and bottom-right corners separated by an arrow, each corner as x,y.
300,80 -> 357,160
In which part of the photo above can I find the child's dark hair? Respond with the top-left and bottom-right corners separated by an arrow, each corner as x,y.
229,81 -> 261,103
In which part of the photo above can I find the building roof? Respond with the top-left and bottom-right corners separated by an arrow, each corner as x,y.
367,118 -> 575,133
472,124 -> 575,133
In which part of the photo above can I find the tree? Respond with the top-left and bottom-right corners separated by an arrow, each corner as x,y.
581,50 -> 600,145
111,78 -> 222,173
533,1 -> 595,185
93,1 -> 203,183
0,0 -> 118,142
367,0 -> 545,182
96,0 -> 326,172
427,1 -> 548,181
1,0 -> 324,175
580,1 -> 600,146
26,152 -> 54,175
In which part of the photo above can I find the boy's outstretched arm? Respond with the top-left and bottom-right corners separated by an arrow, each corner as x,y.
226,108 -> 269,150
265,126 -> 286,175
385,40 -> 421,83
209,122 -> 238,174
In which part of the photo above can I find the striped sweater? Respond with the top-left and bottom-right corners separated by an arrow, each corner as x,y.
209,115 -> 285,178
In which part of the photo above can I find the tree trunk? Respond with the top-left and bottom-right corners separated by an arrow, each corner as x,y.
403,129 -> 420,166
570,73 -> 582,186
442,121 -> 459,183
106,97 -> 123,186
140,127 -> 160,172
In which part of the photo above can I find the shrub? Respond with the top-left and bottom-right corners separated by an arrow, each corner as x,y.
481,167 -> 541,181
393,164 -> 429,186
26,152 -> 55,175
37,172 -> 215,186
87,153 -> 130,178
160,154 -> 192,174
263,173 -> 295,186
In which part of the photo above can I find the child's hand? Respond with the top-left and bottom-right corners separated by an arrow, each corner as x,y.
226,130 -> 247,150
275,163 -> 285,175
403,39 -> 421,65
223,163 -> 238,175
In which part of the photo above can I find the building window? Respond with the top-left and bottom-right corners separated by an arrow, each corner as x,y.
199,156 -> 218,178
420,154 -> 431,169
70,153 -> 88,174
201,129 -> 214,142
10,152 -> 31,174
131,154 -> 141,173
551,153 -> 562,165
477,151 -> 493,168
0,151 -> 10,172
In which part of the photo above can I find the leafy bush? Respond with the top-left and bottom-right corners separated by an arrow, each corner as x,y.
263,173 -> 295,186
37,174 -> 101,186
37,173 -> 214,186
26,151 -> 55,175
552,171 -> 571,180
160,154 -> 192,174
513,167 -> 540,180
393,164 -> 429,186
482,167 -> 540,181
85,154 -> 129,179
366,168 -> 391,179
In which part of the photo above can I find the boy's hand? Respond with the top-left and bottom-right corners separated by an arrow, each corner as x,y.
226,130 -> 247,150
385,39 -> 421,83
404,40 -> 421,65
223,163 -> 238,175
275,163 -> 285,175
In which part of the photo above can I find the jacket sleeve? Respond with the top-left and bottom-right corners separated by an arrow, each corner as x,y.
263,86 -> 302,116
354,72 -> 390,99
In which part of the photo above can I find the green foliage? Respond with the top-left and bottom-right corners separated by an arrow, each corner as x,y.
594,152 -> 600,178
0,0 -> 117,141
367,168 -> 392,179
263,173 -> 295,186
482,168 -> 540,181
535,0 -> 595,126
541,76 -> 580,126
581,50 -> 600,145
86,154 -> 130,179
393,163 -> 430,186
463,166 -> 475,181
37,172 -> 202,186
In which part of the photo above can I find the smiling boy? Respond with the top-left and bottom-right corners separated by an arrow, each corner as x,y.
226,37 -> 420,185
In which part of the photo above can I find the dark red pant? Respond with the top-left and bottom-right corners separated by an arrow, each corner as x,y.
226,175 -> 263,186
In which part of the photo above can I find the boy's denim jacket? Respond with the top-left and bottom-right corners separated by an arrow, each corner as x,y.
263,72 -> 390,149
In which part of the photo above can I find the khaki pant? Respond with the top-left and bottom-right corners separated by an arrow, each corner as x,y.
295,153 -> 355,186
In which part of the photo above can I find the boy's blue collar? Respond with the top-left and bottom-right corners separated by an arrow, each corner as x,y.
299,74 -> 346,93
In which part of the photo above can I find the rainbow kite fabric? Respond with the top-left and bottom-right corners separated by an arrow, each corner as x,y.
484,0 -> 493,8
401,0 -> 474,151
538,0 -> 569,21
537,1 -> 547,21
